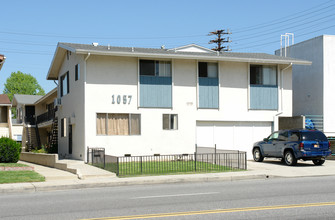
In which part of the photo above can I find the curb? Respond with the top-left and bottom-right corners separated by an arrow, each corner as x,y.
0,173 -> 270,194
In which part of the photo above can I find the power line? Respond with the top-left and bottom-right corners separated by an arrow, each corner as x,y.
233,0 -> 335,33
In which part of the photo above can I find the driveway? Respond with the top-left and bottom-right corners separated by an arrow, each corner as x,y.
247,159 -> 335,178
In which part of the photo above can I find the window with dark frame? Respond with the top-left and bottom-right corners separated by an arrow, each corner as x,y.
140,60 -> 171,77
75,64 -> 80,81
0,107 -> 8,123
198,62 -> 218,78
60,71 -> 69,97
163,114 -> 178,130
250,65 -> 277,86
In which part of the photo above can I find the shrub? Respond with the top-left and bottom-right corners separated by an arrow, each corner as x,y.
0,137 -> 22,163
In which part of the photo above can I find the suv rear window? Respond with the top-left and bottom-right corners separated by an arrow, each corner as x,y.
301,131 -> 328,141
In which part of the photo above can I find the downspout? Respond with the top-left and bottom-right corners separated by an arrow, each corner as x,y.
84,53 -> 90,163
274,63 -> 292,130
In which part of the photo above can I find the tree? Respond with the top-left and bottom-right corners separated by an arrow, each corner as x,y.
3,71 -> 45,101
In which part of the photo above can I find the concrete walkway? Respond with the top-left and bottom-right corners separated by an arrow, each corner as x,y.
1,159 -> 335,194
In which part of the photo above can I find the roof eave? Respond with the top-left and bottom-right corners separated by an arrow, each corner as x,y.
74,49 -> 311,65
34,87 -> 57,105
46,43 -> 73,80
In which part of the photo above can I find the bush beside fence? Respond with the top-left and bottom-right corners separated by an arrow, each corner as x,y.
87,147 -> 247,177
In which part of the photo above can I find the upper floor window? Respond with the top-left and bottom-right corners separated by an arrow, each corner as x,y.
198,62 -> 218,78
75,64 -> 80,81
250,65 -> 277,86
140,60 -> 171,77
249,64 -> 278,110
198,62 -> 219,109
60,71 -> 69,97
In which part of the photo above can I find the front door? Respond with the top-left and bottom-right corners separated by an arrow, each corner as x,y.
25,106 -> 35,125
69,125 -> 72,155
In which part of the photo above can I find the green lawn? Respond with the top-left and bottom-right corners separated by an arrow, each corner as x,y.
0,163 -> 45,184
97,160 -> 241,177
0,163 -> 28,167
0,171 -> 45,184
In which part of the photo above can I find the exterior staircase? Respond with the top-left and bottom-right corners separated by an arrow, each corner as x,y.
25,126 -> 38,151
50,117 -> 58,148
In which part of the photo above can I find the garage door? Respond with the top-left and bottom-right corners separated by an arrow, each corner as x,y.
196,121 -> 273,159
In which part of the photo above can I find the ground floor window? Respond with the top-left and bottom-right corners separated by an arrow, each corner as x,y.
163,114 -> 178,130
96,113 -> 141,135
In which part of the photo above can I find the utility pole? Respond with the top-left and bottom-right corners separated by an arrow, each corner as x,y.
208,29 -> 232,52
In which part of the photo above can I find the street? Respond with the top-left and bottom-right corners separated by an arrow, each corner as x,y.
1,176 -> 335,219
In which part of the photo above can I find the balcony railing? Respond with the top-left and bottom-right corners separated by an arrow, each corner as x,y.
36,108 -> 55,124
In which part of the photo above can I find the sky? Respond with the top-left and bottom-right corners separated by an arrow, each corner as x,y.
1,0 -> 335,94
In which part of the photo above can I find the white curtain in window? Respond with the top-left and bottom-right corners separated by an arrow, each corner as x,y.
158,61 -> 171,77
130,114 -> 141,135
163,114 -> 169,130
207,63 -> 218,78
108,114 -> 129,135
96,113 -> 106,135
171,114 -> 178,130
262,66 -> 277,86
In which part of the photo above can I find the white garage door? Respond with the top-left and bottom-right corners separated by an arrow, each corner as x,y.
196,121 -> 273,159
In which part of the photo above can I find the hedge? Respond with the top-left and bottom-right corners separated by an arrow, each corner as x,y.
0,137 -> 22,163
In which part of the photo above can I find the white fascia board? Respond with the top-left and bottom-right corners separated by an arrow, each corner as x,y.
74,49 -> 312,65
34,87 -> 57,105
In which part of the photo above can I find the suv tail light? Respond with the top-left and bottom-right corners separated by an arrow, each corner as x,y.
299,142 -> 304,151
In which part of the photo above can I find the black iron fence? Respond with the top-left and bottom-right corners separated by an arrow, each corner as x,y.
87,147 -> 247,177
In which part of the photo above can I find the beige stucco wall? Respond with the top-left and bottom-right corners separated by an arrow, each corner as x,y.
35,92 -> 57,116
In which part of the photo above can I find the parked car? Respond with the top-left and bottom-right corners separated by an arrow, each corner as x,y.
252,129 -> 332,166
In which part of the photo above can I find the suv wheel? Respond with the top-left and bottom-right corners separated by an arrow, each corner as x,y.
312,159 -> 325,166
253,148 -> 264,162
284,151 -> 297,166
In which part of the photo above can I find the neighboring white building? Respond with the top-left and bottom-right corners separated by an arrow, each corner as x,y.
275,35 -> 335,136
47,43 -> 309,160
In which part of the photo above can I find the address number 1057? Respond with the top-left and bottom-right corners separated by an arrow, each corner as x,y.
112,95 -> 132,105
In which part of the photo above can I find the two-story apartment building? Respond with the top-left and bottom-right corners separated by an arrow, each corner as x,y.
12,90 -> 58,150
47,43 -> 310,160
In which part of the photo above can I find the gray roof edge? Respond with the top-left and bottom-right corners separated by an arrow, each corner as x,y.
74,49 -> 310,65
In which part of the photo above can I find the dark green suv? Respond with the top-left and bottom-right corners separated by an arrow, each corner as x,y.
252,129 -> 332,166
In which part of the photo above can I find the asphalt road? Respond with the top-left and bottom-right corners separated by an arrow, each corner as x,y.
1,176 -> 335,220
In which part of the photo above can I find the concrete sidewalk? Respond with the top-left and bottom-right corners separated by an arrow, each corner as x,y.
1,159 -> 335,194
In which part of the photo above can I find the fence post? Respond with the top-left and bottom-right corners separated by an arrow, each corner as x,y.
140,156 -> 143,174
245,152 -> 247,170
103,148 -> 106,169
194,152 -> 197,172
86,147 -> 89,164
214,144 -> 217,165
238,150 -> 240,169
91,148 -> 94,166
116,157 -> 119,176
